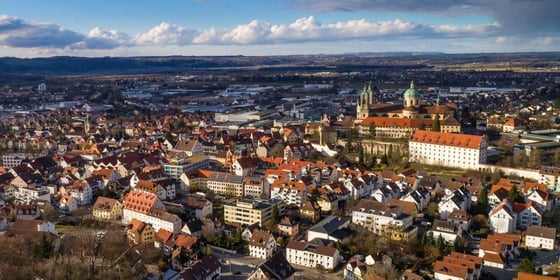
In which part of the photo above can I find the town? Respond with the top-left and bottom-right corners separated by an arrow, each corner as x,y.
1,53 -> 560,280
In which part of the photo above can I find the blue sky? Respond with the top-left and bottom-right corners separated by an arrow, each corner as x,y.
0,0 -> 558,57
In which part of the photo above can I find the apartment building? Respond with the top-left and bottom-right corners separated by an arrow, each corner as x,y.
286,240 -> 340,270
224,198 -> 283,226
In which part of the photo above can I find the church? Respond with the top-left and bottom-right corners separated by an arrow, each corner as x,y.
356,81 -> 457,122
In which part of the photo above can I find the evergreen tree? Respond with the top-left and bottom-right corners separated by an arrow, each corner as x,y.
508,185 -> 525,203
432,114 -> 441,132
368,123 -> 376,139
477,187 -> 489,214
418,122 -> 426,131
517,258 -> 534,273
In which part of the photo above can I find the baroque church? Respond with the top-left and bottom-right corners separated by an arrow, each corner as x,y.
356,81 -> 457,123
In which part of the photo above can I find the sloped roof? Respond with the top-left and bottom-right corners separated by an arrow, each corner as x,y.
410,130 -> 483,149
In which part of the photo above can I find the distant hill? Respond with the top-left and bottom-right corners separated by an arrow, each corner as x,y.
0,52 -> 558,75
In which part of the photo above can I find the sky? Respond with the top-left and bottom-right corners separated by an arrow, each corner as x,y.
0,0 -> 558,57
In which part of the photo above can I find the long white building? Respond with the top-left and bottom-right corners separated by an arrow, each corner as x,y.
409,130 -> 487,170
286,240 -> 339,270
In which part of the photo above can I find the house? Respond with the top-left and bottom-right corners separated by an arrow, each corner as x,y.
183,195 -> 212,219
447,209 -> 469,232
478,233 -> 520,269
525,225 -> 556,250
489,200 -> 543,233
249,229 -> 277,259
59,195 -> 78,212
429,220 -> 462,245
92,196 -> 123,220
277,216 -> 299,237
307,215 -> 351,242
434,260 -> 469,280
344,257 -> 367,280
438,189 -> 469,220
286,239 -> 340,270
127,218 -> 155,244
181,219 -> 203,238
271,180 -> 308,207
300,200 -> 321,223
9,219 -> 58,237
174,139 -> 203,157
171,235 -> 201,268
179,254 -> 221,280
232,157 -> 258,176
442,252 -> 483,280
123,189 -> 182,234
248,251 -> 295,280
135,179 -> 168,201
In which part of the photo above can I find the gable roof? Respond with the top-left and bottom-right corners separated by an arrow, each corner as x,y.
251,251 -> 295,280
410,130 -> 483,149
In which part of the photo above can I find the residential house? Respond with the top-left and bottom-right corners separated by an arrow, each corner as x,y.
181,219 -> 203,238
434,260 -> 469,280
277,216 -> 299,238
9,219 -> 58,237
59,195 -> 78,212
284,143 -> 313,160
92,196 -> 123,220
232,157 -> 258,176
447,209 -> 470,233
429,220 -> 462,245
299,200 -> 321,223
249,229 -> 277,259
286,239 -> 340,270
344,257 -> 367,280
174,138 -> 203,157
525,225 -> 556,250
438,189 -> 469,220
183,195 -> 212,219
122,189 -> 182,234
179,254 -> 221,280
248,251 -> 295,280
489,200 -> 543,233
127,218 -> 155,244
478,233 -> 520,269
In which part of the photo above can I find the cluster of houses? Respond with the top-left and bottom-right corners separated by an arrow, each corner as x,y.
0,82 -> 559,280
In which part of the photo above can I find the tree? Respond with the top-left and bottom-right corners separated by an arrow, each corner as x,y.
270,143 -> 285,158
432,114 -> 441,132
517,258 -> 534,273
508,185 -> 525,203
528,149 -> 543,169
418,122 -> 426,131
476,187 -> 489,214
368,123 -> 376,139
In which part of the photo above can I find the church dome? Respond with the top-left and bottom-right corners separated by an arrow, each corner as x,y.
403,81 -> 420,98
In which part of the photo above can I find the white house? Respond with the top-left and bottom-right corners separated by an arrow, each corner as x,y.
489,201 -> 516,233
525,225 -> 556,250
429,220 -> 462,244
248,229 -> 276,259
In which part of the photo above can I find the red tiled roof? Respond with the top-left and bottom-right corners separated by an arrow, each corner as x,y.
410,130 -> 483,149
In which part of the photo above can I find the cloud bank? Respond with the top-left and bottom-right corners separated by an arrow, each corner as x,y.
0,14 -> 500,51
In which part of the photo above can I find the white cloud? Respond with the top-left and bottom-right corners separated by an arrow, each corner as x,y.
134,22 -> 197,45
531,36 -> 555,46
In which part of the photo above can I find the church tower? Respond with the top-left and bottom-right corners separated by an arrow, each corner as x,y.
402,81 -> 421,118
356,83 -> 374,121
